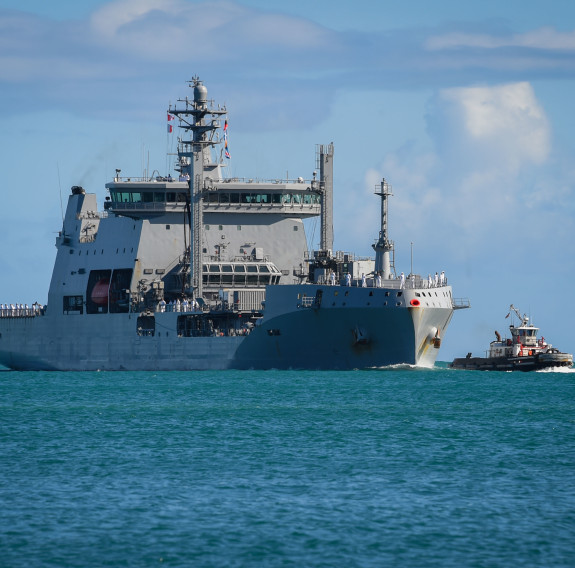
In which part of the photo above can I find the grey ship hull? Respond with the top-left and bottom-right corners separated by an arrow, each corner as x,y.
0,285 -> 454,371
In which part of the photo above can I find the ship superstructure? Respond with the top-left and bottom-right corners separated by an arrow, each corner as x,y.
0,78 -> 468,371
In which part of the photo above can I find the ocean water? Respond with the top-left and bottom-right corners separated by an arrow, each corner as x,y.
1,365 -> 574,568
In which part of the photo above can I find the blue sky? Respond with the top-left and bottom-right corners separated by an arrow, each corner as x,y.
1,0 -> 574,361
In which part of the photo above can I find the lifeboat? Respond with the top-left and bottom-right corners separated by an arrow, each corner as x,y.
91,279 -> 110,306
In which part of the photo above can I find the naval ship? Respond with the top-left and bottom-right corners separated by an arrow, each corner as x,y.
0,78 -> 469,371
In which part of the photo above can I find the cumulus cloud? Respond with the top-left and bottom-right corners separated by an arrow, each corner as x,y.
432,82 -> 550,173
340,82 -> 557,260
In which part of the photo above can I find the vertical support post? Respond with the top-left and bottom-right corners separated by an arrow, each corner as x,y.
318,143 -> 334,253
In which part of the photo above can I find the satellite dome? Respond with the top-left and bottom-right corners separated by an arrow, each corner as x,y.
194,81 -> 208,104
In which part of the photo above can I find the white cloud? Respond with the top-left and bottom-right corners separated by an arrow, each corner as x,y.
426,26 -> 575,51
90,0 -> 182,37
425,83 -> 553,239
89,0 -> 332,60
2,2 -> 575,123
339,82 -> 556,259
438,82 -> 551,171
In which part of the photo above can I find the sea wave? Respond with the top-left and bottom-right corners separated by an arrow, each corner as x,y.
535,365 -> 575,373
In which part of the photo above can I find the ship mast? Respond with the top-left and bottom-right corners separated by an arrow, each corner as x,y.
169,78 -> 227,300
373,178 -> 395,279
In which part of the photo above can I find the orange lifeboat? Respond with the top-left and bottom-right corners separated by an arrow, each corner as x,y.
91,279 -> 110,306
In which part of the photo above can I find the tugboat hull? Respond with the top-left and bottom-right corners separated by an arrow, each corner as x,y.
450,352 -> 573,372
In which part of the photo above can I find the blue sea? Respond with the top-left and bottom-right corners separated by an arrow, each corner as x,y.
1,365 -> 574,567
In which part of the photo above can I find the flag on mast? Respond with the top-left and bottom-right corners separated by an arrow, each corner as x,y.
224,120 -> 230,159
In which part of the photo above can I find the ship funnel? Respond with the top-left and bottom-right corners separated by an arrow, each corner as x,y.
194,81 -> 208,105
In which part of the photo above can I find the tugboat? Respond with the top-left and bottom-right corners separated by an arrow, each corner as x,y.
450,305 -> 573,371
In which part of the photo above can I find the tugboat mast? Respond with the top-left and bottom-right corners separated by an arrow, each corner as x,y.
373,178 -> 395,280
169,77 -> 227,300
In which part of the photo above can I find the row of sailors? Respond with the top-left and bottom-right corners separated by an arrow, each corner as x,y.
0,303 -> 45,317
157,298 -> 200,313
326,271 -> 447,288
394,271 -> 447,289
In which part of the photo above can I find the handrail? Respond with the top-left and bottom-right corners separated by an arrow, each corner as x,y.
453,298 -> 471,309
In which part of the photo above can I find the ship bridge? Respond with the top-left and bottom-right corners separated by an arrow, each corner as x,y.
105,177 -> 321,218
105,178 -> 189,216
203,178 -> 320,217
